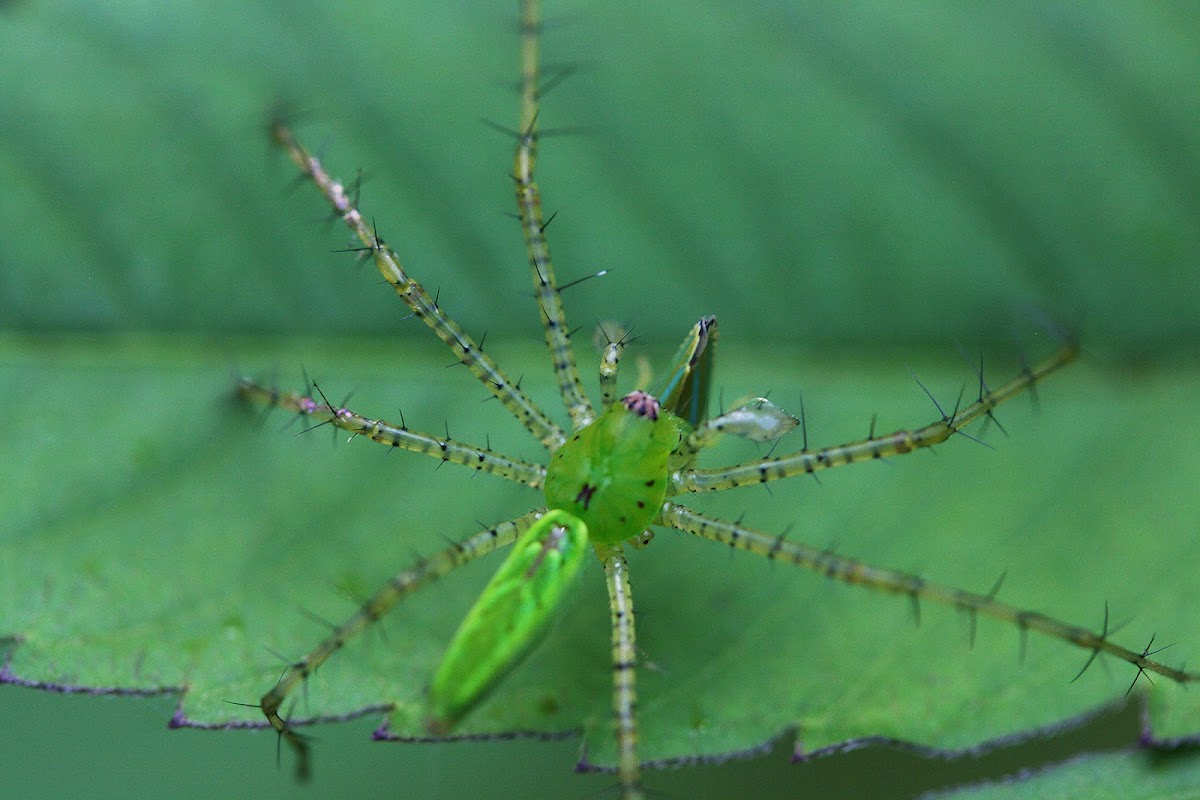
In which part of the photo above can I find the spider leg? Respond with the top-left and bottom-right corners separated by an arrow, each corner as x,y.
260,511 -> 543,780
673,338 -> 1078,494
267,123 -> 565,450
595,542 -> 644,800
659,502 -> 1200,687
237,378 -> 546,488
514,0 -> 594,430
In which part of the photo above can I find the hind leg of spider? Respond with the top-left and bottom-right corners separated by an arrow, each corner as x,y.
659,502 -> 1200,688
595,543 -> 644,800
260,511 -> 543,780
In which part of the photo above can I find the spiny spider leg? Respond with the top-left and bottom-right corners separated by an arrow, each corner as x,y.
596,542 -> 644,800
514,0 -> 593,430
268,123 -> 565,450
659,502 -> 1200,687
260,511 -> 545,781
236,379 -> 546,489
672,338 -> 1079,494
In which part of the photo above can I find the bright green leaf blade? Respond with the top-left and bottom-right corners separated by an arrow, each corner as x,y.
2,338 -> 1198,769
2,0 -> 1199,795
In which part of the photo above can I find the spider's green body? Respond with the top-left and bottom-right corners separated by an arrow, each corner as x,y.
435,336 -> 710,729
433,390 -> 681,730
545,391 -> 680,545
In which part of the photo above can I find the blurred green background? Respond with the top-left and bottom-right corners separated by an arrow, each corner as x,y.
2,1 -> 1198,798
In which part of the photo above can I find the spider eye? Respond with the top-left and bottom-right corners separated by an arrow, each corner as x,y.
620,391 -> 660,421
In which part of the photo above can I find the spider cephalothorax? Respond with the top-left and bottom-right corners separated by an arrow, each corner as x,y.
544,389 -> 679,544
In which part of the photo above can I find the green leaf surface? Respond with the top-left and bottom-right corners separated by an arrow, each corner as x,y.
935,750 -> 1200,800
2,1 -> 1198,797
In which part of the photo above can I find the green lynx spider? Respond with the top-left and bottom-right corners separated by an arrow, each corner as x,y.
235,2 -> 1199,797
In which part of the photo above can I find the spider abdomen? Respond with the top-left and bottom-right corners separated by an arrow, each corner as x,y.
544,392 -> 681,545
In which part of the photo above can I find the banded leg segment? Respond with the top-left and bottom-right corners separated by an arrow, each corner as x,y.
237,379 -> 546,489
661,502 -> 1200,686
269,123 -> 565,450
673,339 -> 1079,494
595,543 -> 644,800
261,511 -> 542,779
516,0 -> 594,430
